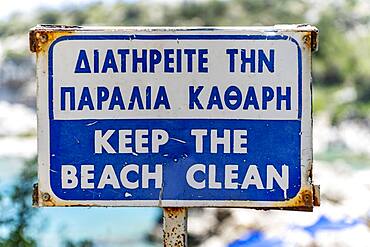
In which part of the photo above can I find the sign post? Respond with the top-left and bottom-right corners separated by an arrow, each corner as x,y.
163,207 -> 187,246
30,24 -> 319,246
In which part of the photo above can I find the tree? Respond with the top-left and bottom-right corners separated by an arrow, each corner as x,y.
0,157 -> 37,247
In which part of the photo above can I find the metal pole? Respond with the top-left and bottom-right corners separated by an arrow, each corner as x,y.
163,207 -> 188,247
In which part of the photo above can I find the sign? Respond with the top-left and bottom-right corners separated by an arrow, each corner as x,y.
30,25 -> 319,210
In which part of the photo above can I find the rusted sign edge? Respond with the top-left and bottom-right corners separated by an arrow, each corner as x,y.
302,29 -> 319,52
29,26 -> 78,53
30,24 -> 318,53
30,24 -> 318,32
33,185 -> 319,211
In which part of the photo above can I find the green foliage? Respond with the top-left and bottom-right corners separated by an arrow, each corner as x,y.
313,2 -> 355,86
331,101 -> 370,125
312,86 -> 336,113
0,229 -> 37,247
4,50 -> 32,66
38,10 -> 60,24
235,0 -> 309,24
0,157 -> 37,247
312,0 -> 370,107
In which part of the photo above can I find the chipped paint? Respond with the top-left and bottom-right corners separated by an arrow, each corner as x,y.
124,192 -> 132,198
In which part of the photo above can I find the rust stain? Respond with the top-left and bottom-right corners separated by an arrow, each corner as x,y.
29,30 -> 69,53
37,190 -> 56,206
29,25 -> 80,53
41,192 -> 51,201
302,30 -> 319,52
307,160 -> 313,181
313,185 -> 320,206
165,207 -> 186,218
270,186 -> 316,212
32,183 -> 39,207
37,190 -> 125,207
163,207 -> 187,247
311,30 -> 319,52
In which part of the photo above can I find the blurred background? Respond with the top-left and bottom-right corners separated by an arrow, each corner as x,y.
0,0 -> 370,246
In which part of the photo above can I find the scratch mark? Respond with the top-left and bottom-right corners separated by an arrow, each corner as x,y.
170,137 -> 186,144
158,180 -> 164,207
86,121 -> 98,126
124,192 -> 132,198
74,136 -> 80,144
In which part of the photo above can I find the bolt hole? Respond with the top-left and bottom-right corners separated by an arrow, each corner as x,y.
304,194 -> 310,202
42,193 -> 50,201
40,34 -> 48,43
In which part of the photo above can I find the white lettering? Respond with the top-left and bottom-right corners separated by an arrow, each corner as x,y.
233,130 -> 247,153
211,129 -> 231,153
224,164 -> 238,189
135,129 -> 149,153
81,165 -> 94,189
118,130 -> 132,153
61,165 -> 78,189
97,164 -> 120,189
186,164 -> 206,189
152,129 -> 169,153
267,164 -> 289,191
142,164 -> 162,188
208,164 -> 221,189
95,130 -> 116,154
191,129 -> 207,153
241,164 -> 264,189
120,164 -> 139,189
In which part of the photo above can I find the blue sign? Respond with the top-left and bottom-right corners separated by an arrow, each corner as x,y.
34,27 -> 315,208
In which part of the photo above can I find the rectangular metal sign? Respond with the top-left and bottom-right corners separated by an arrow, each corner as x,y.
30,25 -> 319,210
